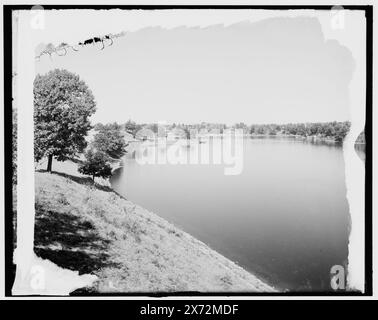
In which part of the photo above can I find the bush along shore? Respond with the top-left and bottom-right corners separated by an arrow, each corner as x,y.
34,159 -> 276,293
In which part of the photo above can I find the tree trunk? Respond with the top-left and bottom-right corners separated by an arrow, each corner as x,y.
47,155 -> 53,172
92,175 -> 95,182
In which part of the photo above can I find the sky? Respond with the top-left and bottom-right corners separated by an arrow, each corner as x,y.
35,15 -> 355,125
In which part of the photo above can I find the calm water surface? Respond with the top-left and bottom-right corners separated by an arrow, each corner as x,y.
111,137 -> 355,291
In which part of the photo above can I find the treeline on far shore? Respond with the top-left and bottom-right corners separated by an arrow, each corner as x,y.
121,120 -> 364,144
249,121 -> 363,144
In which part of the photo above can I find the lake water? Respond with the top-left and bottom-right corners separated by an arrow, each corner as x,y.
110,137 -> 355,292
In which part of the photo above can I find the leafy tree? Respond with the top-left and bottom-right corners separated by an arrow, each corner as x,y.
334,122 -> 351,142
256,126 -> 266,135
124,119 -> 142,137
182,127 -> 191,139
92,122 -> 127,160
78,149 -> 112,181
34,69 -> 96,172
147,123 -> 159,134
268,127 -> 277,135
93,123 -> 106,131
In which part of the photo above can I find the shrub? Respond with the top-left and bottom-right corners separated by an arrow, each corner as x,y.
78,149 -> 112,181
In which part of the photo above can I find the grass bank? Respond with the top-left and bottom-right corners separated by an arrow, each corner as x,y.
34,159 -> 276,293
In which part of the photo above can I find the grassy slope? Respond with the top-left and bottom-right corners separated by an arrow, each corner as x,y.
34,160 -> 276,293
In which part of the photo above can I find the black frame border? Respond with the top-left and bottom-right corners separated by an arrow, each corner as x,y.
3,4 -> 373,298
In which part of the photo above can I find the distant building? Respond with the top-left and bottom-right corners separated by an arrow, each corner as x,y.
167,128 -> 187,140
135,127 -> 156,141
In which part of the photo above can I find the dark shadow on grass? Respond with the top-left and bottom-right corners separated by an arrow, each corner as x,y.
36,169 -> 115,193
52,170 -> 127,200
34,203 -> 120,277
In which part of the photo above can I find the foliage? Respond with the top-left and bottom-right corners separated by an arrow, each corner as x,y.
182,127 -> 191,139
124,119 -> 143,138
78,149 -> 112,181
34,69 -> 96,171
124,120 -> 352,143
250,121 -> 351,142
146,123 -> 159,134
234,122 -> 249,134
92,122 -> 127,160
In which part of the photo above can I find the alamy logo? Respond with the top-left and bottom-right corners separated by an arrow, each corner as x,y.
131,127 -> 244,175
30,5 -> 45,30
330,265 -> 346,290
330,6 -> 345,30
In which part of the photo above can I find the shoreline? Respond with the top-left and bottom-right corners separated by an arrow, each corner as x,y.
125,133 -> 366,145
34,158 -> 277,293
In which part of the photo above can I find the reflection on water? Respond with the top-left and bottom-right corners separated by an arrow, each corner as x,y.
111,137 -> 364,291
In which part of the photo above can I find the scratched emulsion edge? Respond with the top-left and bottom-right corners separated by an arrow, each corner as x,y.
12,10 -> 99,296
317,10 -> 366,292
11,8 -> 366,295
339,12 -> 366,293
